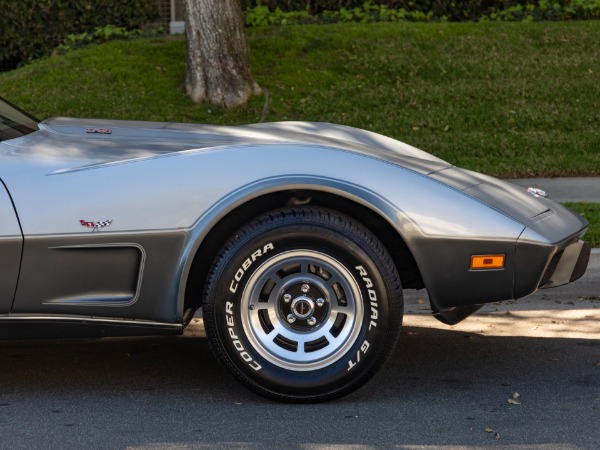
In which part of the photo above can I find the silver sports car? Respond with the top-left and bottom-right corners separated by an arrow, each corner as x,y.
0,97 -> 590,402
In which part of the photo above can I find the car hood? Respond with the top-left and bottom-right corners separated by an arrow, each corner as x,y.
0,118 -> 451,175
0,117 -> 556,227
430,167 -> 557,226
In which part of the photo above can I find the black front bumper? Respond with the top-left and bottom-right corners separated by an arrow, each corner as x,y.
539,240 -> 591,289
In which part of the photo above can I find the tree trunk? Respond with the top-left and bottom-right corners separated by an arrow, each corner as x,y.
183,0 -> 261,109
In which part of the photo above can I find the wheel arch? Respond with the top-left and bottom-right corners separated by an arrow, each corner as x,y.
178,177 -> 424,321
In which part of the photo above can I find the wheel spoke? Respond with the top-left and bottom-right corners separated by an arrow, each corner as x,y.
326,278 -> 338,289
300,261 -> 309,275
329,304 -> 348,316
266,284 -> 280,306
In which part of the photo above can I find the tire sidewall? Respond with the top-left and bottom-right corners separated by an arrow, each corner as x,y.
208,222 -> 397,399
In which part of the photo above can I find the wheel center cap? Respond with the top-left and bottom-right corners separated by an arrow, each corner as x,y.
290,295 -> 315,319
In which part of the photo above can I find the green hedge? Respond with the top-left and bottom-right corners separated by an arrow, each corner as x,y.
243,1 -> 534,16
0,0 -> 158,70
243,1 -> 600,22
3,1 -> 599,71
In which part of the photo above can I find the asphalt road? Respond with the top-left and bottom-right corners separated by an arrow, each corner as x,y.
0,256 -> 598,449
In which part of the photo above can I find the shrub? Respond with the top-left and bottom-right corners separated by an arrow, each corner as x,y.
0,0 -> 159,70
243,0 -> 600,24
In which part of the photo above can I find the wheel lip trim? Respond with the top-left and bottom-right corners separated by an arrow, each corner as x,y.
240,249 -> 365,371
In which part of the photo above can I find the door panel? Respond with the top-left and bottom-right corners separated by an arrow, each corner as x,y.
11,232 -> 187,322
0,181 -> 23,313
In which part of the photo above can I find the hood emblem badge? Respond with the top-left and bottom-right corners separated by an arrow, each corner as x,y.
80,219 -> 113,232
87,127 -> 112,134
527,187 -> 547,198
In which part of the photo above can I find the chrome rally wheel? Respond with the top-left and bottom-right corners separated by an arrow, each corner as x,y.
203,207 -> 403,402
241,250 -> 364,371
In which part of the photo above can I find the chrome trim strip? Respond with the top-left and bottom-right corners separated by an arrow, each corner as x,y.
0,315 -> 182,329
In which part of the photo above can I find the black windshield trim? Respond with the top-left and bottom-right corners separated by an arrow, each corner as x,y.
0,96 -> 40,142
0,96 -> 40,122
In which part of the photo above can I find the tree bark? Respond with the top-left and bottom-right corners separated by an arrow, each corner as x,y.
183,0 -> 261,109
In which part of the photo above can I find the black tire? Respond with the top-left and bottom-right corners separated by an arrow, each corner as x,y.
203,207 -> 403,402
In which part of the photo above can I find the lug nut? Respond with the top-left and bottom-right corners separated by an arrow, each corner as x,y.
316,298 -> 325,307
287,314 -> 296,324
283,294 -> 292,303
301,284 -> 310,293
307,317 -> 317,326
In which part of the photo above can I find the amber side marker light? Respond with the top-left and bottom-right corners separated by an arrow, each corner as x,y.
470,255 -> 505,270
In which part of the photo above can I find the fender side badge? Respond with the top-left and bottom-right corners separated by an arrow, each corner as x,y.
80,219 -> 113,232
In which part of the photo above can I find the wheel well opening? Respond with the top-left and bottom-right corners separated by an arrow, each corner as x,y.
184,190 -> 424,315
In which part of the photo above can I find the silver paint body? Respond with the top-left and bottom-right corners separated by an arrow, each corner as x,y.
0,117 -> 589,331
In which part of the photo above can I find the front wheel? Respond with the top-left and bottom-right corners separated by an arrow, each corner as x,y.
203,207 -> 403,402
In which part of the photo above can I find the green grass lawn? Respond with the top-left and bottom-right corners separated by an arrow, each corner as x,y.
1,21 -> 599,179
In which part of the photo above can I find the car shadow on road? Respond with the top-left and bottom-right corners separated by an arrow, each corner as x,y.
0,324 -> 598,448
0,324 -> 597,400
